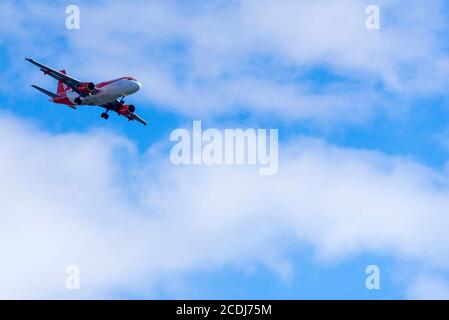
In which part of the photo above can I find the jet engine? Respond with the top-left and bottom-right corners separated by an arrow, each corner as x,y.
118,104 -> 136,116
77,82 -> 96,95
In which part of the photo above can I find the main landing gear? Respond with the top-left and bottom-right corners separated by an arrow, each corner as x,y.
101,110 -> 110,120
101,95 -> 125,120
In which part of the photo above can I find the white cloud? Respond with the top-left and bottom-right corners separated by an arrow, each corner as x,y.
1,114 -> 449,298
2,0 -> 449,121
2,0 -> 449,299
406,276 -> 449,300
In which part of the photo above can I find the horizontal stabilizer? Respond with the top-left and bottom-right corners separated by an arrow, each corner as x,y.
31,85 -> 58,98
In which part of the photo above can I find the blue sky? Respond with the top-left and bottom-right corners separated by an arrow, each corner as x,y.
2,0 -> 449,299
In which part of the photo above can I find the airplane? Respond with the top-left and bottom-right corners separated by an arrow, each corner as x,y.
25,58 -> 148,126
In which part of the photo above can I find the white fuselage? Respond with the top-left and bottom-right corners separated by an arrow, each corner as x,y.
66,79 -> 141,106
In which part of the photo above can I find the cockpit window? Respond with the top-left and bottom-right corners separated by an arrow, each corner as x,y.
126,77 -> 137,81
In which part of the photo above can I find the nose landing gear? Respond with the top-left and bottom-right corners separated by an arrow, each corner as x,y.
119,94 -> 126,104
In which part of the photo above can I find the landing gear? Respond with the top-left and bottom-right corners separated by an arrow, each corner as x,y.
119,94 -> 126,104
74,97 -> 82,105
101,110 -> 110,120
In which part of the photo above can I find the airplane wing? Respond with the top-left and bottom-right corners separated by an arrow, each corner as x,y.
101,100 -> 148,126
25,58 -> 100,96
126,112 -> 148,126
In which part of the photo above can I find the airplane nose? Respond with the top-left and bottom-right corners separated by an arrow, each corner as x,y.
127,80 -> 141,94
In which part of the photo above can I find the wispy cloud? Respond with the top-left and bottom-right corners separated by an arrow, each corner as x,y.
406,276 -> 449,300
2,0 -> 449,299
2,0 -> 449,121
1,114 -> 449,298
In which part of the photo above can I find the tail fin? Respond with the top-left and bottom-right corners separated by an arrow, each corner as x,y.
56,70 -> 69,95
31,85 -> 58,98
